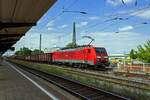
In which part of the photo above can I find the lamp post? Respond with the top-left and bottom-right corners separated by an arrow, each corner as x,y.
39,34 -> 42,53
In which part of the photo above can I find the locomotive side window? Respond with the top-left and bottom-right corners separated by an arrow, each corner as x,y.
95,48 -> 106,53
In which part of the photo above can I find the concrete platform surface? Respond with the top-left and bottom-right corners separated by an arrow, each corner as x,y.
0,61 -> 56,100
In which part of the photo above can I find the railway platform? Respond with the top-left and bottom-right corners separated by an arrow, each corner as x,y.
0,60 -> 78,100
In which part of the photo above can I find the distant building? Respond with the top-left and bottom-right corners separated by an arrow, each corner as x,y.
109,54 -> 128,59
109,54 -> 130,64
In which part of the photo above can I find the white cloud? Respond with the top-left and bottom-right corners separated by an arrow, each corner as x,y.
14,31 -> 72,52
88,16 -> 100,20
131,9 -> 150,19
107,8 -> 150,19
78,31 -> 145,54
58,24 -> 68,29
107,0 -> 120,6
123,0 -> 135,3
118,25 -> 134,31
107,0 -> 135,6
14,29 -> 148,54
46,20 -> 54,27
47,27 -> 54,31
77,21 -> 88,28
46,20 -> 55,31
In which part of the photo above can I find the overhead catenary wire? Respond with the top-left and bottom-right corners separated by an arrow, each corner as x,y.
58,5 -> 150,45
77,5 -> 150,34
62,0 -> 67,9
103,5 -> 150,18
121,0 -> 126,5
46,0 -> 80,25
25,0 -> 80,49
50,1 -> 150,47
66,2 -> 150,37
77,21 -> 150,45
65,0 -> 79,10
70,16 -> 149,49
79,5 -> 150,34
78,17 -> 127,34
135,0 -> 138,6
110,0 -> 149,6
115,22 -> 150,33
40,1 -> 150,33
32,0 -> 80,37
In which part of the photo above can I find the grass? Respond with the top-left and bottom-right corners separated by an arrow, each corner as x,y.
9,59 -> 150,100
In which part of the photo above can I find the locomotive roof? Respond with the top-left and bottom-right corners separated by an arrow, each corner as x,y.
58,45 -> 94,52
54,45 -> 105,52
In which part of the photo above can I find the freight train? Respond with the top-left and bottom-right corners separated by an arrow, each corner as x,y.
15,45 -> 110,68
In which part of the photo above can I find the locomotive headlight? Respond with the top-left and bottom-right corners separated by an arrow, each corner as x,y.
104,56 -> 108,58
97,56 -> 101,58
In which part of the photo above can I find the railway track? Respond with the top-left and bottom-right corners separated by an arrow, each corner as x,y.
58,66 -> 150,91
9,59 -> 150,92
14,63 -> 129,100
9,59 -> 150,91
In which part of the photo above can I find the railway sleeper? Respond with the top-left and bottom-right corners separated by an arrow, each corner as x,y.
69,86 -> 84,90
85,92 -> 100,98
74,87 -> 89,93
90,95 -> 112,100
51,78 -> 68,83
80,91 -> 99,97
59,81 -> 75,86
65,84 -> 81,89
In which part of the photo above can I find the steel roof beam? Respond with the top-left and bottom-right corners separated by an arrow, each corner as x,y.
0,33 -> 24,38
0,43 -> 14,50
0,36 -> 20,40
0,22 -> 36,30
0,41 -> 16,44
0,38 -> 19,42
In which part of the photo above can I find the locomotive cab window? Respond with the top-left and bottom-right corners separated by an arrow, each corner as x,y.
95,48 -> 106,53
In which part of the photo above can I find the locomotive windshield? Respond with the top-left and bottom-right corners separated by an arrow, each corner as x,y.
95,48 -> 106,53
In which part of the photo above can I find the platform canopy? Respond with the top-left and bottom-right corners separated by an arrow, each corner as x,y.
0,0 -> 56,54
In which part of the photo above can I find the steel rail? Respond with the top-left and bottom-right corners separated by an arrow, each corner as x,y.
12,62 -> 129,100
58,67 -> 150,91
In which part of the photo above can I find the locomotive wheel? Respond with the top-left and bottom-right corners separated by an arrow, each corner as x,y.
78,64 -> 82,68
83,64 -> 88,68
80,64 -> 84,69
73,64 -> 78,68
79,64 -> 87,69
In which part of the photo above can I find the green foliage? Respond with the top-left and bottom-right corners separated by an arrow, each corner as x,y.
15,47 -> 32,56
129,49 -> 137,59
130,40 -> 150,63
65,42 -> 78,48
31,49 -> 44,55
15,47 -> 44,56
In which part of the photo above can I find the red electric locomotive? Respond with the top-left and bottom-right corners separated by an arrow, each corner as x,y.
14,45 -> 109,69
52,45 -> 109,68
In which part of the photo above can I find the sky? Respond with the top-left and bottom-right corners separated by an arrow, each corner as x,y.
11,0 -> 150,55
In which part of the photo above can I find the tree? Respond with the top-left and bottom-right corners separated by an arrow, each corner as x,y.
130,40 -> 150,63
129,49 -> 137,59
32,49 -> 44,55
65,42 -> 78,48
15,47 -> 32,56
